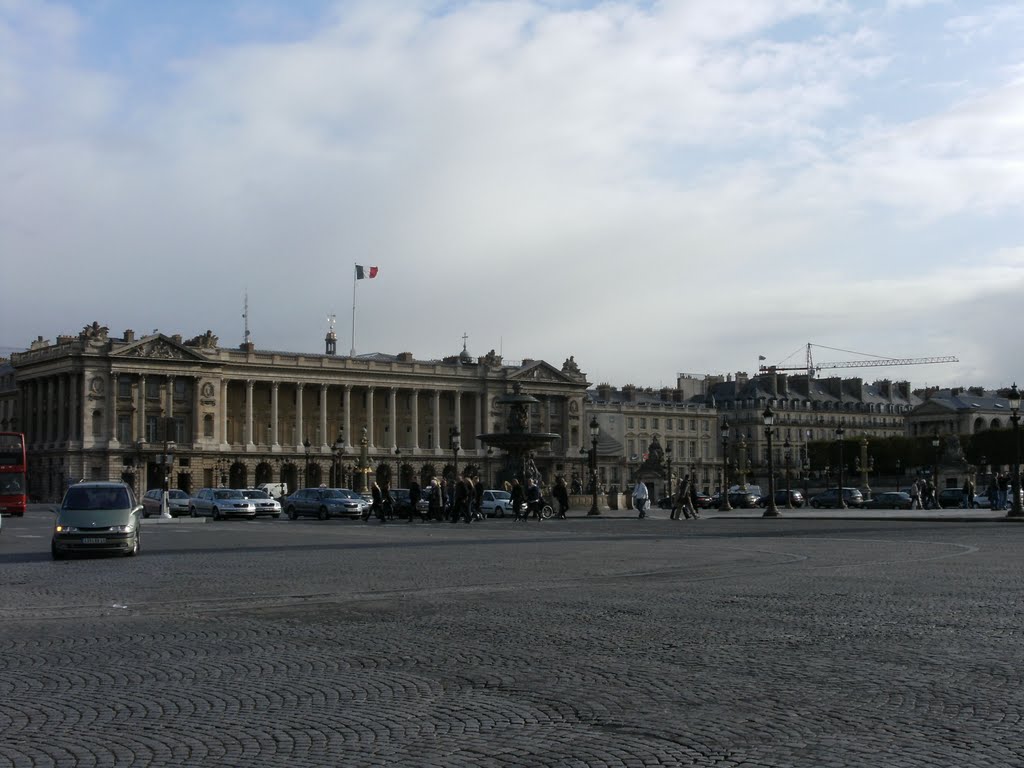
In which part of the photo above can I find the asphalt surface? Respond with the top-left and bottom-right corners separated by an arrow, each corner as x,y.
2,505 -> 1023,767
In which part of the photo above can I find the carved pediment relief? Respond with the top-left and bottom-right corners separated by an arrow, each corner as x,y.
509,361 -> 573,385
113,334 -> 208,362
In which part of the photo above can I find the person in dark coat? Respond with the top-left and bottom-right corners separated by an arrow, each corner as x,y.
474,476 -> 485,520
428,478 -> 442,521
408,478 -> 422,522
526,479 -> 544,521
510,479 -> 526,522
453,475 -> 468,523
552,477 -> 569,519
370,480 -> 385,523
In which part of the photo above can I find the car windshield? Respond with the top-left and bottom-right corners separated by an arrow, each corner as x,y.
491,491 -> 511,501
168,490 -> 189,499
322,490 -> 345,499
64,486 -> 130,510
241,490 -> 270,499
215,490 -> 243,500
337,489 -> 361,499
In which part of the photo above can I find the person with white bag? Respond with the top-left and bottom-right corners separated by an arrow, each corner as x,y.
632,480 -> 649,519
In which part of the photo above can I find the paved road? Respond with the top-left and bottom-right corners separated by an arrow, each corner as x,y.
2,509 -> 1023,767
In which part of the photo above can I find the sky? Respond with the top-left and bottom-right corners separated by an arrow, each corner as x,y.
2,0 -> 1023,391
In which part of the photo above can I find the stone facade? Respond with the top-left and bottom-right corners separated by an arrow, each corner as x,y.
10,324 -> 590,502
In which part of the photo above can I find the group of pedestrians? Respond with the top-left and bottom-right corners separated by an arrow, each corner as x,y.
630,476 -> 702,520
365,475 -> 487,524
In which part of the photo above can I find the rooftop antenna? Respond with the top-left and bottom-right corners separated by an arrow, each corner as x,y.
242,289 -> 252,347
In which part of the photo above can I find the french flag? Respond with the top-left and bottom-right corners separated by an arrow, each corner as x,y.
355,265 -> 379,280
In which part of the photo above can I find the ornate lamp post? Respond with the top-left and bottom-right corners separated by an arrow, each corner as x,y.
135,438 -> 145,496
302,438 -> 311,489
450,427 -> 461,478
333,432 -> 345,487
783,438 -> 793,509
160,417 -> 175,519
835,422 -> 846,509
738,434 -> 748,490
762,405 -> 779,517
719,421 -> 732,511
394,447 -> 402,488
895,458 -> 902,492
485,447 -> 494,488
931,430 -> 942,509
358,427 -> 369,492
1009,384 -> 1022,517
664,447 -> 673,508
857,436 -> 872,501
802,454 -> 810,503
588,416 -> 600,516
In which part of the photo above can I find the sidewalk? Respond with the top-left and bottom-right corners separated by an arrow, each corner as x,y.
570,504 -> 1016,522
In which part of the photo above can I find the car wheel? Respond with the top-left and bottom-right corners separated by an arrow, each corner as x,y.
287,507 -> 297,520
190,506 -> 197,518
318,506 -> 329,521
127,531 -> 140,557
213,507 -> 222,521
51,542 -> 64,561
496,506 -> 505,518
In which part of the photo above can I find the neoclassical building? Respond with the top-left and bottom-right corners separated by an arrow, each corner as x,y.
10,322 -> 592,502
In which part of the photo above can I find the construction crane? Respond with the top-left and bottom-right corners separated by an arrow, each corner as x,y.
759,343 -> 958,378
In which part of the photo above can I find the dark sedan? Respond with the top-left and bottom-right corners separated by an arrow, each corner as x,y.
862,491 -> 913,510
758,490 -> 805,509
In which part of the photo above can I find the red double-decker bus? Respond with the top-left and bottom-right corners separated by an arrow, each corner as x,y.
0,432 -> 27,516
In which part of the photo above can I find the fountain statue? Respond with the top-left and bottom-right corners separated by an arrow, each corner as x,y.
477,384 -> 560,486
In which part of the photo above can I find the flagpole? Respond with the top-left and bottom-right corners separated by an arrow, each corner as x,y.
350,263 -> 358,357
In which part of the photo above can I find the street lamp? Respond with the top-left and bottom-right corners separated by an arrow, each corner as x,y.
895,458 -> 902,492
857,436 -> 872,501
1009,383 -> 1022,517
303,438 -> 311,489
719,421 -> 732,512
450,427 -> 461,478
762,405 -> 779,517
931,430 -> 942,509
664,447 -> 672,511
333,432 -> 345,487
835,422 -> 846,509
160,419 -> 175,519
394,447 -> 402,488
358,427 -> 369,492
588,416 -> 600,515
783,438 -> 793,509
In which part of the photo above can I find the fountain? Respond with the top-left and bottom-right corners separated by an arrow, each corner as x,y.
478,383 -> 560,486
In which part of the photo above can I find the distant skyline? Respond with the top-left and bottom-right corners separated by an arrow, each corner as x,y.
2,1 -> 1023,390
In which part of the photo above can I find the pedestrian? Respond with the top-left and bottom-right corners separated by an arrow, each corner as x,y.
510,478 -> 526,522
998,473 -> 1010,510
633,480 -> 649,519
553,476 -> 569,518
452,475 -> 468,523
525,478 -> 544,521
428,478 -> 443,521
909,479 -> 921,510
474,476 -> 485,521
962,477 -> 974,509
986,477 -> 999,510
408,477 -> 422,522
369,480 -> 385,523
670,476 -> 687,520
687,478 -> 701,519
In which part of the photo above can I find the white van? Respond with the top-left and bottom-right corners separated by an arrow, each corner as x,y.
256,482 -> 288,499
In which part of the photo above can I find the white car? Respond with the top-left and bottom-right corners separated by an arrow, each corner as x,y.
241,489 -> 282,518
479,489 -> 512,518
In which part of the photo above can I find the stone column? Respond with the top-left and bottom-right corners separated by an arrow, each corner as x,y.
192,377 -> 202,445
137,374 -> 146,443
69,373 -> 80,443
410,389 -> 419,452
109,373 -> 119,446
474,392 -> 482,452
220,379 -> 230,447
366,387 -> 375,448
389,388 -> 398,450
270,382 -> 280,449
343,386 -> 352,449
453,390 -> 462,442
56,375 -> 66,444
295,383 -> 305,449
432,391 -> 441,450
320,383 -> 329,449
245,379 -> 255,450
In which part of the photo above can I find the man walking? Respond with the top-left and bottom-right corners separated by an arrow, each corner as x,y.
633,480 -> 649,519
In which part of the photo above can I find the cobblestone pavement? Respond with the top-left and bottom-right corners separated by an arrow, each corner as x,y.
2,511 -> 1024,767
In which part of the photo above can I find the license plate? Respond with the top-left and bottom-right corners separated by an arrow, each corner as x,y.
81,537 -> 107,544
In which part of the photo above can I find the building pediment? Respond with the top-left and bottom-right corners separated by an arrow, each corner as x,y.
112,334 -> 209,362
509,360 -> 576,386
911,399 -> 966,417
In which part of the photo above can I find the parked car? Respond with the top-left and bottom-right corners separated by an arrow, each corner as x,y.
52,481 -> 142,559
255,482 -> 288,500
142,488 -> 191,518
285,487 -> 366,520
388,488 -> 416,518
936,488 -> 968,508
809,487 -> 864,508
758,490 -> 805,509
189,488 -> 257,520
862,491 -> 913,510
240,488 -> 282,518
479,489 -> 513,517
